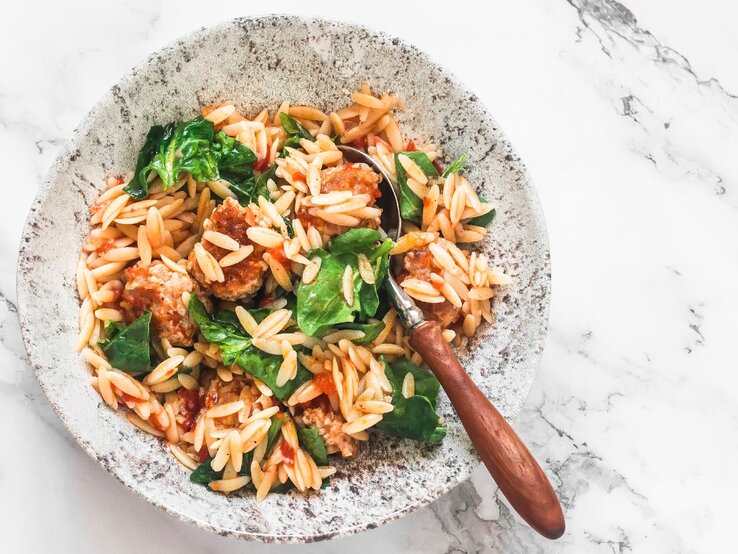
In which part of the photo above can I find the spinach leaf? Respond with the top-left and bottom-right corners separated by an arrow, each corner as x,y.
188,296 -> 310,400
387,358 -> 441,409
253,164 -> 277,202
441,153 -> 468,178
124,117 -> 257,199
297,425 -> 329,466
224,175 -> 257,206
225,162 -> 276,206
265,414 -> 286,457
235,349 -> 312,401
188,296 -> 251,366
147,116 -> 218,189
328,228 -> 381,255
279,112 -> 315,141
296,236 -> 393,336
467,202 -> 496,227
295,248 -> 356,336
335,321 -> 384,345
271,482 -> 296,493
98,312 -> 151,375
394,151 -> 439,224
212,131 -> 257,175
377,358 -> 446,445
369,238 -> 394,286
124,124 -> 174,200
283,217 -> 294,238
279,136 -> 302,157
190,453 -> 253,487
190,457 -> 222,485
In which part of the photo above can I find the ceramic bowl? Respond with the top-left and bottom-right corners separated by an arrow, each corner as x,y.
17,15 -> 550,543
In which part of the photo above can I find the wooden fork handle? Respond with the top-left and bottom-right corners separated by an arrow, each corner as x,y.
409,320 -> 565,540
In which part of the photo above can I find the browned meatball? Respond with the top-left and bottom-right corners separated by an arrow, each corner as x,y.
300,403 -> 359,458
120,260 -> 199,346
297,163 -> 382,238
204,374 -> 256,429
188,197 -> 268,301
401,247 -> 462,328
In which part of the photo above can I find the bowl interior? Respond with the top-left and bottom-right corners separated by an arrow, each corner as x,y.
17,16 -> 550,542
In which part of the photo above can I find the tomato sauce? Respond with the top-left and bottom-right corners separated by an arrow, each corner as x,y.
268,244 -> 289,267
197,446 -> 210,463
97,239 -> 115,254
280,440 -> 295,464
314,372 -> 337,395
254,156 -> 270,172
349,136 -> 368,150
178,388 -> 203,432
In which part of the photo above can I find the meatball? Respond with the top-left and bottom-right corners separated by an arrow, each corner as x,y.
120,260 -> 200,346
300,403 -> 359,458
204,374 -> 256,429
188,197 -> 268,301
402,247 -> 462,328
297,163 -> 382,238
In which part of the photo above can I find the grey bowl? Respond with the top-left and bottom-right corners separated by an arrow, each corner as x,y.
16,15 -> 550,543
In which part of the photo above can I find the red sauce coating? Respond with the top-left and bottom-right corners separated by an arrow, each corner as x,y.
314,372 -> 337,395
97,239 -> 115,254
197,446 -> 210,463
349,136 -> 368,150
178,388 -> 203,432
268,244 -> 289,267
254,156 -> 270,172
280,440 -> 295,464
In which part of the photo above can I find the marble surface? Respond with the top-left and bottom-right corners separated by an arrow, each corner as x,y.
2,0 -> 735,551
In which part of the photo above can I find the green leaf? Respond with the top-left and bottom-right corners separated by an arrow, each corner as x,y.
224,175 -> 257,206
147,116 -> 218,190
98,312 -> 151,375
467,204 -> 496,227
279,112 -> 315,141
297,425 -> 329,466
279,136 -> 302,157
328,228 -> 381,255
369,238 -> 394,287
377,358 -> 446,444
188,296 -> 310,400
213,131 -> 257,175
124,117 -> 257,200
387,358 -> 441,410
295,248 -> 356,336
394,151 -> 439,223
188,296 -> 252,366
265,414 -> 286,457
296,236 -> 393,336
271,482 -> 296,494
124,124 -> 174,200
441,153 -> 468,178
190,457 -> 222,485
234,349 -> 311,401
283,217 -> 295,238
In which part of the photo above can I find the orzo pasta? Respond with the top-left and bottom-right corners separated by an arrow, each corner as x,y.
77,84 -> 509,499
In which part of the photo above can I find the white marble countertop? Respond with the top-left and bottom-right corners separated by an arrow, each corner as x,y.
2,0 -> 736,551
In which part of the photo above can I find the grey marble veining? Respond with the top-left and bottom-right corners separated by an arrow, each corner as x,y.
2,0 -> 736,552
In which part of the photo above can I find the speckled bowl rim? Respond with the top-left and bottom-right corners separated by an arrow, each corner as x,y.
16,15 -> 551,543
